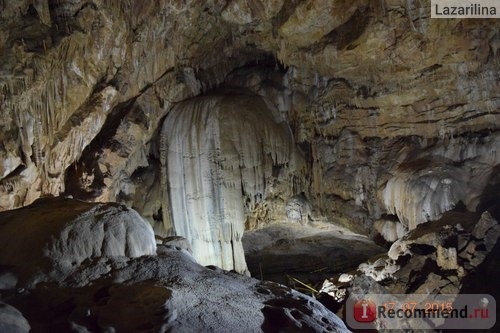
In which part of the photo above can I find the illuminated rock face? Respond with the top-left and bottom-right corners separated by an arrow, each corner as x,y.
161,93 -> 293,273
382,134 -> 500,230
0,197 -> 350,333
0,0 -> 497,247
0,197 -> 157,286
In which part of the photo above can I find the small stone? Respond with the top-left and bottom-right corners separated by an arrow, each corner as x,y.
472,211 -> 498,239
162,236 -> 192,254
388,239 -> 411,260
338,273 -> 354,283
413,273 -> 443,295
468,251 -> 487,268
319,280 -> 347,302
484,225 -> 500,252
440,283 -> 459,294
436,245 -> 458,270
456,267 -> 465,278
358,257 -> 399,281
349,275 -> 388,296
457,234 -> 470,252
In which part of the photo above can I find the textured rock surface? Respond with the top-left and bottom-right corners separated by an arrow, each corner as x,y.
0,302 -> 30,333
0,198 -> 349,333
319,205 -> 500,315
160,92 -> 299,273
0,1 -> 496,237
0,1 -> 498,330
373,218 -> 407,242
0,197 -> 156,286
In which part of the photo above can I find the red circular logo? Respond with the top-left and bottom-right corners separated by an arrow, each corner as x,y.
353,299 -> 377,322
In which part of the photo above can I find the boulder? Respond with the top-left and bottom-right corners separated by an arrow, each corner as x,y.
0,198 -> 349,332
0,197 -> 156,286
0,302 -> 30,333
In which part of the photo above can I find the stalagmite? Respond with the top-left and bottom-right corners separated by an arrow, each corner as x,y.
161,92 -> 293,273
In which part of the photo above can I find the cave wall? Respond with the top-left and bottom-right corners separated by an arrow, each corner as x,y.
1,1 -> 498,243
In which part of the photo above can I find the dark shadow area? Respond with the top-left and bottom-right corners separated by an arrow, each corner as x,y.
449,238 -> 500,333
63,98 -> 137,200
477,166 -> 500,213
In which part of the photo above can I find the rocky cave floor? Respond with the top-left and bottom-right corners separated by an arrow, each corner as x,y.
243,221 -> 386,288
0,197 -> 350,333
1,197 -> 499,332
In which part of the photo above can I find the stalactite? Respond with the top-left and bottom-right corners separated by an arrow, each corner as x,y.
159,124 -> 174,235
160,93 -> 294,273
32,113 -> 43,168
0,82 -> 6,104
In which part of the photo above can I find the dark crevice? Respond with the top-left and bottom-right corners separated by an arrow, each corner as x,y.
63,97 -> 138,200
409,243 -> 437,256
451,111 -> 500,124
0,164 -> 26,184
271,0 -> 304,36
304,6 -> 371,54
477,168 -> 500,213
380,214 -> 400,222
421,63 -> 442,74
222,52 -> 289,86
73,1 -> 98,18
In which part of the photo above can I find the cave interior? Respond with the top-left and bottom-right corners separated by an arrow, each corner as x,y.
0,1 -> 499,332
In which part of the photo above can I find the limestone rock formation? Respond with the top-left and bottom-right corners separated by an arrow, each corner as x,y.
0,197 -> 156,286
373,218 -> 407,242
382,134 -> 500,230
0,197 -> 349,332
319,205 -> 500,318
0,0 -> 499,330
160,92 -> 299,273
0,0 -> 496,236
